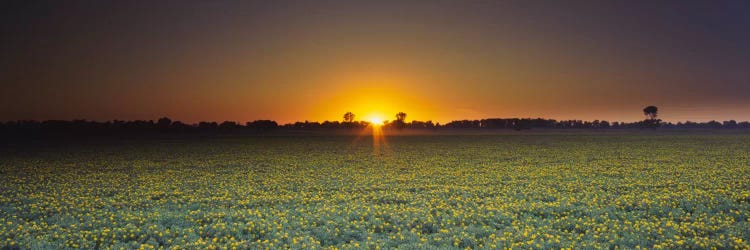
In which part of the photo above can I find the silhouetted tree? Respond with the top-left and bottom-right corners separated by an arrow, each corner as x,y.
157,117 -> 172,132
246,120 -> 278,130
723,120 -> 738,129
707,120 -> 722,129
408,120 -> 435,129
343,112 -> 355,123
198,121 -> 218,129
640,106 -> 660,128
219,121 -> 240,130
599,120 -> 610,128
392,112 -> 408,129
396,112 -> 407,122
171,121 -> 191,131
643,106 -> 658,120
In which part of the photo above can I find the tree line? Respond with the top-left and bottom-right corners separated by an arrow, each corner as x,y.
2,106 -> 750,136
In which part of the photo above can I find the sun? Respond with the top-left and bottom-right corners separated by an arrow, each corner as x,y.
368,116 -> 384,126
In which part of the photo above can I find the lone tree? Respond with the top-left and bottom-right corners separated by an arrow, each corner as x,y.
642,105 -> 660,128
393,112 -> 407,129
343,112 -> 356,123
395,112 -> 407,122
157,117 -> 172,131
643,106 -> 658,120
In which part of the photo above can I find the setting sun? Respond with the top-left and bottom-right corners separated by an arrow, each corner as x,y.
368,116 -> 384,126
364,112 -> 386,126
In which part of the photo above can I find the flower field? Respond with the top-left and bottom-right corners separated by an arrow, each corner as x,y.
1,133 -> 749,249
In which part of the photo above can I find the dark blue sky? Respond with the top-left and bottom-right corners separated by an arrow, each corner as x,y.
1,0 -> 749,122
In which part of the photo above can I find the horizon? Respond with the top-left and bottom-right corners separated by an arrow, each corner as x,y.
2,1 -> 749,124
4,111 -> 750,126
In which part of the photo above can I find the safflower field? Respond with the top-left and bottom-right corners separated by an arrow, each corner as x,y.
1,133 -> 749,249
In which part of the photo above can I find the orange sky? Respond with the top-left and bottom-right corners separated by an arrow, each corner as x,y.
1,1 -> 749,124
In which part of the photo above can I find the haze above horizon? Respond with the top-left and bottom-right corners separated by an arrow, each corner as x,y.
1,1 -> 749,123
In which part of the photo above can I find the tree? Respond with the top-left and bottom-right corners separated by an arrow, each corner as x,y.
157,117 -> 172,131
392,112 -> 408,129
642,106 -> 660,129
643,106 -> 658,120
343,112 -> 355,123
219,121 -> 240,129
395,112 -> 407,122
246,120 -> 278,130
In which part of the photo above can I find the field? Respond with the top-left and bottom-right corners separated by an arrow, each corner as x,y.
1,132 -> 749,249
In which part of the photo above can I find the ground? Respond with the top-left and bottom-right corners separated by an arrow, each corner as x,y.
1,132 -> 749,249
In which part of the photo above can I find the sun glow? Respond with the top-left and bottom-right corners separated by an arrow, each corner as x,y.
369,116 -> 384,126
370,117 -> 383,126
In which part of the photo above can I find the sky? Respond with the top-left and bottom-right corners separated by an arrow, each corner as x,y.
1,0 -> 749,124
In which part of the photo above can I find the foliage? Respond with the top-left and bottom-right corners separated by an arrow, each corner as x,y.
643,106 -> 658,120
1,133 -> 749,249
343,112 -> 356,123
5,117 -> 750,138
395,112 -> 407,122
